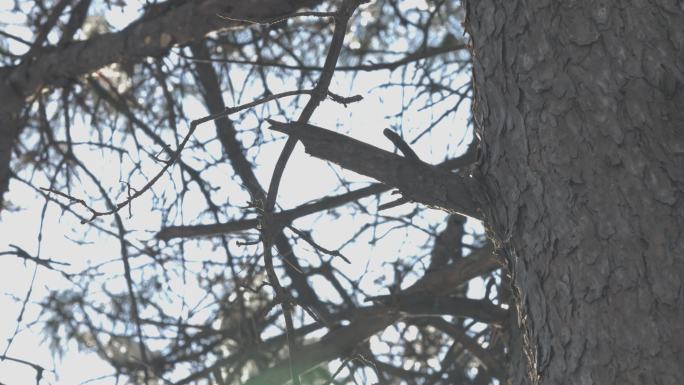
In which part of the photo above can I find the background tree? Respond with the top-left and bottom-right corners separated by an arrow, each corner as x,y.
1,1 -> 681,385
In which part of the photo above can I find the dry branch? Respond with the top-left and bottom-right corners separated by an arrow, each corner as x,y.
240,247 -> 502,385
269,121 -> 483,219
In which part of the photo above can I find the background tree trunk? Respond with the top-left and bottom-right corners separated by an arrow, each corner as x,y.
466,1 -> 684,384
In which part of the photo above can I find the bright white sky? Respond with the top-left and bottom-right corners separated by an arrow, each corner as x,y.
0,1 -> 486,384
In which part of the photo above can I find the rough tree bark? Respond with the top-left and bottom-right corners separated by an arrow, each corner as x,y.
5,1 -> 681,383
466,1 -> 684,384
271,1 -> 684,384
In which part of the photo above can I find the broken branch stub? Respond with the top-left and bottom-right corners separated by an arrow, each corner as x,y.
268,120 -> 482,219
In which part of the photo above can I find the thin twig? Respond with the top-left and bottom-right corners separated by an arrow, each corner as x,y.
40,89 -> 313,224
176,43 -> 465,73
217,11 -> 337,25
328,91 -> 363,107
1,265 -> 38,361
286,225 -> 351,264
0,244 -> 72,278
324,356 -> 352,385
0,354 -> 50,385
378,196 -> 411,211
0,30 -> 33,46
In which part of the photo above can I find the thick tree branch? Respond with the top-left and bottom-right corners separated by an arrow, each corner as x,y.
8,0 -> 322,100
269,121 -> 483,219
404,242 -> 496,296
190,42 -> 267,201
243,309 -> 397,385
189,42 -> 335,328
240,247 -> 501,385
156,183 -> 388,240
156,143 -> 478,240
367,295 -> 507,324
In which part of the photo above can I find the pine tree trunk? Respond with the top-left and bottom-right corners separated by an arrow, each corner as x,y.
466,1 -> 684,384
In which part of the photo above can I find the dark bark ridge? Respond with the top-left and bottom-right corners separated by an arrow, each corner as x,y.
465,1 -> 684,385
268,121 -> 483,220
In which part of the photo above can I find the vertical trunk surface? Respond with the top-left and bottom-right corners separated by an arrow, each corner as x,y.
466,1 -> 684,384
0,81 -> 24,210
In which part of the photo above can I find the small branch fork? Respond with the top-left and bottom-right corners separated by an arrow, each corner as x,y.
40,90 -> 359,224
268,121 -> 482,219
0,354 -> 53,385
286,224 -> 352,264
239,247 -> 502,385
383,128 -> 422,164
155,143 -> 478,240
0,244 -> 71,272
378,128 -> 422,209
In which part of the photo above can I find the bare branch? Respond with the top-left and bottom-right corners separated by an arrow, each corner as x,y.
178,43 -> 467,73
156,183 -> 388,240
217,11 -> 337,25
259,2 -> 365,384
268,121 -> 483,219
240,248 -> 501,385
